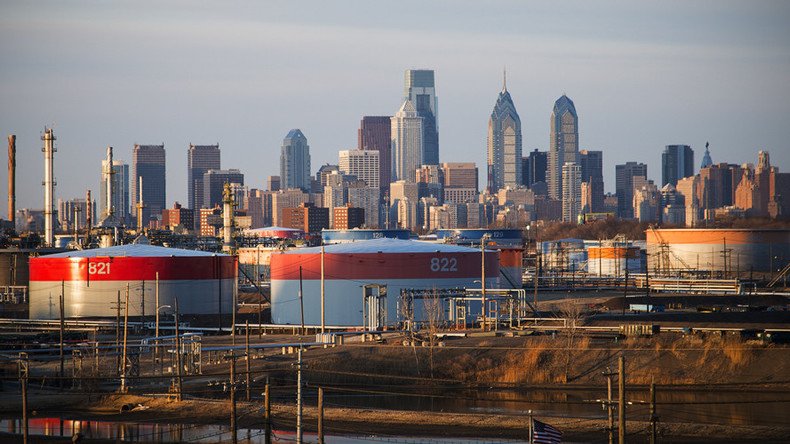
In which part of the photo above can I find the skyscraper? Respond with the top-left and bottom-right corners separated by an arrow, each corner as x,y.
487,75 -> 522,193
280,129 -> 311,192
547,95 -> 579,200
579,150 -> 604,213
404,69 -> 439,165
132,144 -> 166,227
700,142 -> 713,169
615,161 -> 647,219
203,169 -> 244,208
358,116 -> 392,190
99,159 -> 130,224
188,144 -> 220,210
524,149 -> 548,187
391,100 -> 423,183
662,144 -> 694,187
561,162 -> 582,223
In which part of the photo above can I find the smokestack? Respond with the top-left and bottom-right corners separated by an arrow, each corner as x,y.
7,135 -> 15,224
86,189 -> 92,230
222,182 -> 234,252
42,128 -> 56,247
105,146 -> 114,219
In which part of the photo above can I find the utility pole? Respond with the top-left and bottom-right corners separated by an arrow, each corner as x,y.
120,284 -> 130,393
115,290 -> 121,376
19,352 -> 28,444
141,280 -> 145,329
481,235 -> 488,331
245,320 -> 251,402
622,267 -> 628,316
533,251 -> 539,316
650,377 -> 658,444
321,245 -> 325,335
645,252 -> 650,298
318,386 -> 325,444
59,286 -> 65,388
618,354 -> 626,444
604,367 -> 614,444
155,272 -> 160,364
229,354 -> 238,444
264,382 -> 271,444
174,297 -> 182,402
298,266 -> 305,336
296,347 -> 303,444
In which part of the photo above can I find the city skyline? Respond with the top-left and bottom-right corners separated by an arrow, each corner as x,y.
1,1 -> 789,209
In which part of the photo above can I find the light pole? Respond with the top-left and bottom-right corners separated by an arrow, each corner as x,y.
155,305 -> 171,340
481,234 -> 490,331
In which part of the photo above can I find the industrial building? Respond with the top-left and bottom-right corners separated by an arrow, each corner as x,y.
270,238 -> 499,326
28,244 -> 236,319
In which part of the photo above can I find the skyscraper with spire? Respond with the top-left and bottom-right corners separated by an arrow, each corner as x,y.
391,100 -> 423,183
280,129 -> 312,192
404,69 -> 439,165
547,95 -> 579,200
487,70 -> 522,192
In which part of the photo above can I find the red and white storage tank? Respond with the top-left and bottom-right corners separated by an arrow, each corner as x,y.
270,238 -> 499,326
28,244 -> 237,319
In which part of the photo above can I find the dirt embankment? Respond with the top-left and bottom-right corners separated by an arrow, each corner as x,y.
301,334 -> 790,388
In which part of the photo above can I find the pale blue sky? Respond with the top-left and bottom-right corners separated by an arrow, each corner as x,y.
1,0 -> 789,209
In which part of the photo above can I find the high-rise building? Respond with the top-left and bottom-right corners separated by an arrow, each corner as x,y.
358,116 -> 392,190
391,100 -> 423,183
162,202 -> 195,231
441,162 -> 478,190
524,149 -> 548,188
333,205 -> 365,230
700,142 -> 713,169
203,169 -> 244,209
561,162 -> 582,223
188,144 -> 220,210
272,188 -> 310,227
615,162 -> 647,219
280,129 -> 311,192
266,176 -> 281,192
662,144 -> 694,187
404,69 -> 439,165
281,203 -> 329,233
339,149 -> 380,189
132,144 -> 166,227
348,183 -> 380,228
487,77 -> 522,192
633,180 -> 660,223
547,95 -> 579,200
579,150 -> 604,212
99,159 -> 130,224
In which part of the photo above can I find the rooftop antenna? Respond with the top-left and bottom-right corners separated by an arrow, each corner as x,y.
502,66 -> 507,92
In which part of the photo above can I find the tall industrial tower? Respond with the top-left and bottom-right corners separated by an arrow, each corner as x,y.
42,128 -> 56,247
487,72 -> 522,193
404,69 -> 439,165
547,95 -> 579,200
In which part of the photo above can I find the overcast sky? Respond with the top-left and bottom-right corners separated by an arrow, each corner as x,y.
1,0 -> 789,210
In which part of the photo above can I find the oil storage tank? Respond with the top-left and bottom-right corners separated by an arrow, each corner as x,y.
270,238 -> 499,326
28,244 -> 236,319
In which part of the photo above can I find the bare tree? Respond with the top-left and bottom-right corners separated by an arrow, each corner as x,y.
560,298 -> 584,382
423,288 -> 444,379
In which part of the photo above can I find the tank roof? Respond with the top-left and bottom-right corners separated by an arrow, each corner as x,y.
285,238 -> 484,255
40,244 -> 229,258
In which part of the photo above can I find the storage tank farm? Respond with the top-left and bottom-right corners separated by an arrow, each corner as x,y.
28,244 -> 237,319
435,229 -> 524,289
270,238 -> 500,326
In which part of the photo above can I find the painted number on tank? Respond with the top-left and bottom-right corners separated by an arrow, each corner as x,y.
430,257 -> 458,272
88,262 -> 111,275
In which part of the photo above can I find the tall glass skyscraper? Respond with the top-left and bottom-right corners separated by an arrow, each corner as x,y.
404,69 -> 439,166
132,144 -> 166,227
661,144 -> 694,187
280,129 -> 311,192
548,95 -> 579,200
391,100 -> 423,183
358,116 -> 392,192
188,144 -> 220,210
487,77 -> 522,193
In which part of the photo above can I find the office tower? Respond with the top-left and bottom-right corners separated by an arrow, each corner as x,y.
203,169 -> 244,209
359,116 -> 392,190
272,189 -> 310,227
547,95 -> 579,200
661,184 -> 686,226
391,100 -> 423,183
524,149 -> 548,188
676,175 -> 700,227
561,162 -> 582,223
348,183 -> 380,228
633,180 -> 660,222
487,76 -> 522,192
700,142 -> 713,169
615,161 -> 647,219
662,144 -> 694,187
579,150 -> 604,212
132,144 -> 166,227
339,149 -> 380,188
188,144 -> 220,210
267,176 -> 281,192
404,69 -> 439,165
99,159 -> 130,224
442,162 -> 478,189
280,129 -> 311,192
